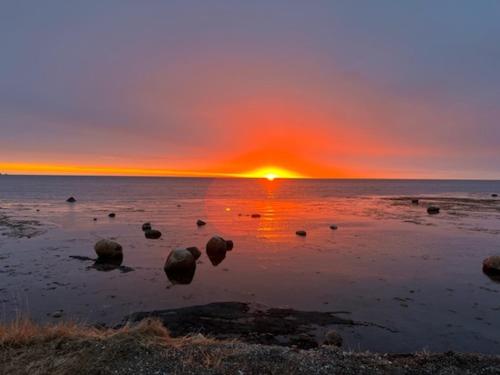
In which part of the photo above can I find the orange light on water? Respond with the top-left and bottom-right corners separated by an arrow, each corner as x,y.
237,166 -> 303,180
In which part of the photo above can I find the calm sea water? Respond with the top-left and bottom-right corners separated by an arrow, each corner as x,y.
0,176 -> 499,353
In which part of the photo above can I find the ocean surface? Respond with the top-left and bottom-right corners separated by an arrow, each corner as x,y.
1,176 -> 499,353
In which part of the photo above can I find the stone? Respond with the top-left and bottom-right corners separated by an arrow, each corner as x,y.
108,213 -> 116,218
226,240 -> 234,251
329,224 -> 338,230
296,230 -> 307,236
196,219 -> 206,226
93,218 -> 97,221
324,330 -> 343,347
145,229 -> 162,239
427,206 -> 440,214
492,194 -> 498,198
66,197 -> 76,203
142,222 -> 152,231
206,236 -> 229,254
94,239 -> 123,260
483,256 -> 500,275
412,199 -> 419,204
164,248 -> 196,284
186,246 -> 202,260
251,213 -> 261,218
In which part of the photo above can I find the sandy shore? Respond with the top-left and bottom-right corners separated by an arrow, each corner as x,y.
1,319 -> 500,375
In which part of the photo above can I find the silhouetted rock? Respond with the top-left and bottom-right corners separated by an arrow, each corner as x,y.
226,240 -> 234,251
186,246 -> 201,260
483,256 -> 500,275
324,330 -> 343,347
196,219 -> 206,226
329,224 -> 338,230
142,222 -> 152,231
108,213 -> 116,218
206,236 -> 233,266
94,239 -> 123,260
412,199 -> 419,204
164,248 -> 196,284
145,229 -> 162,239
93,218 -> 97,221
251,213 -> 261,218
492,194 -> 498,198
66,197 -> 76,203
427,206 -> 440,214
296,230 -> 307,236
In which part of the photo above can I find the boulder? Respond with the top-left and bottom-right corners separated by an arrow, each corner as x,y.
142,222 -> 152,231
411,199 -> 419,204
226,240 -> 234,251
324,330 -> 343,347
93,218 -> 97,221
483,256 -> 500,275
164,248 -> 196,284
108,213 -> 116,218
186,246 -> 202,260
145,229 -> 162,239
296,230 -> 307,237
94,239 -> 123,260
206,236 -> 233,266
329,224 -> 338,230
66,197 -> 76,203
427,206 -> 440,214
251,213 -> 261,218
196,219 -> 206,226
492,194 -> 498,198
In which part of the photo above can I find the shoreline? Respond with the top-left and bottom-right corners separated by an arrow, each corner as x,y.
1,318 -> 500,374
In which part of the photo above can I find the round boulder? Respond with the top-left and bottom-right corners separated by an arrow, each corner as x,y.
164,248 -> 196,284
142,222 -> 152,231
206,236 -> 229,254
196,219 -> 207,226
145,229 -> 162,239
94,239 -> 123,260
108,213 -> 116,218
329,224 -> 338,230
492,194 -> 498,198
296,230 -> 307,237
66,197 -> 76,203
324,330 -> 343,347
483,256 -> 500,275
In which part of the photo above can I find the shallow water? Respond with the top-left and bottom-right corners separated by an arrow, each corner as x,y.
0,176 -> 499,353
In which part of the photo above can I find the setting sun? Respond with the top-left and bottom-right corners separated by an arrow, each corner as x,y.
237,166 -> 304,180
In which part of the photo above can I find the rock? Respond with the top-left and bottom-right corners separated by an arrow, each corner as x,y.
226,240 -> 234,251
51,310 -> 64,318
412,199 -> 419,204
93,218 -> 97,221
186,246 -> 202,260
142,222 -> 152,231
329,224 -> 338,230
324,330 -> 343,347
164,248 -> 196,284
145,229 -> 162,239
492,194 -> 498,198
196,219 -> 206,226
251,214 -> 261,218
108,213 -> 116,218
206,236 -> 232,266
483,256 -> 500,275
66,197 -> 76,203
296,230 -> 307,236
427,206 -> 440,214
94,239 -> 123,260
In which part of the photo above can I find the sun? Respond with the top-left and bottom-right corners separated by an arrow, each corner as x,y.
237,166 -> 304,180
265,173 -> 277,181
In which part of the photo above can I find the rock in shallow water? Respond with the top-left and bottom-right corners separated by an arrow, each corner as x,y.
427,206 -> 440,214
186,246 -> 201,260
324,330 -> 343,347
483,256 -> 500,275
329,224 -> 338,230
164,248 -> 196,284
142,222 -> 152,231
145,229 -> 162,239
66,196 -> 76,203
94,239 -> 123,260
108,213 -> 116,218
196,219 -> 206,226
296,230 -> 307,236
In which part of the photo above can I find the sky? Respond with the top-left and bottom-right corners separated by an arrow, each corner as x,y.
1,1 -> 499,179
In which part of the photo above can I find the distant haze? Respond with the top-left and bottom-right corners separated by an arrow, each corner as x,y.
1,1 -> 499,179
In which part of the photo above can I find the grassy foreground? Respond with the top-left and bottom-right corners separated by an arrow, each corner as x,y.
1,319 -> 500,375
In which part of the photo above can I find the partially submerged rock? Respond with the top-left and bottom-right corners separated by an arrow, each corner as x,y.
94,239 -> 123,260
411,199 -> 419,204
251,213 -> 261,218
196,219 -> 206,226
142,222 -> 152,231
145,229 -> 162,239
296,230 -> 307,236
206,236 -> 233,265
483,256 -> 500,275
108,213 -> 116,218
329,224 -> 338,230
427,206 -> 440,214
164,248 -> 196,284
492,194 -> 498,198
124,302 -> 369,349
66,197 -> 76,203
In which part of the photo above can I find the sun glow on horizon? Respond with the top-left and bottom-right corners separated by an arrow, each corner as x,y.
237,166 -> 304,180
